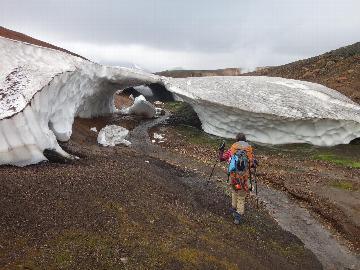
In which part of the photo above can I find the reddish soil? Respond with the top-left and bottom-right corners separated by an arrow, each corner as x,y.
114,93 -> 133,109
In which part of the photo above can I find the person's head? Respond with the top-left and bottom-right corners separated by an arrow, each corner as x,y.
235,132 -> 246,142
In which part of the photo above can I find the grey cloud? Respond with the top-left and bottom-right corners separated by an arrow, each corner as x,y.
1,0 -> 359,70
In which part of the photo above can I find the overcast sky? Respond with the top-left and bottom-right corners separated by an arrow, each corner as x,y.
1,0 -> 359,72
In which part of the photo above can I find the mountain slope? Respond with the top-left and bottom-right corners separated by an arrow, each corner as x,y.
0,26 -> 87,60
245,42 -> 360,104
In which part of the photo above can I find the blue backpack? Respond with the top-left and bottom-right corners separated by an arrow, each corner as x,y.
228,149 -> 249,175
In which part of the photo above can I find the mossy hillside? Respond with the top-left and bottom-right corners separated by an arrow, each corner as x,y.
314,154 -> 360,168
163,101 -> 186,113
330,180 -> 358,191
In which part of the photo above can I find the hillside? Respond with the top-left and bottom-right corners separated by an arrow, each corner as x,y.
0,26 -> 87,60
245,42 -> 360,103
156,67 -> 242,78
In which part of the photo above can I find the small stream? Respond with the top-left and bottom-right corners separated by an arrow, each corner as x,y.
129,114 -> 360,270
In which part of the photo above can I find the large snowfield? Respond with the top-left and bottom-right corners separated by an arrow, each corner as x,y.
1,36 -> 360,166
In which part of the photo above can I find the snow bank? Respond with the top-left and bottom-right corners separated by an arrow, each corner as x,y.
1,35 -> 360,166
97,125 -> 131,147
120,95 -> 156,118
0,36 -> 160,166
164,76 -> 360,146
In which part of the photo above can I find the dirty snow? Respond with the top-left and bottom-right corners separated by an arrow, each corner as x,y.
97,125 -> 131,147
120,95 -> 156,118
153,133 -> 164,140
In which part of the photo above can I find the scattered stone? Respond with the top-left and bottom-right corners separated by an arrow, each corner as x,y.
325,61 -> 336,68
153,133 -> 164,140
120,257 -> 128,264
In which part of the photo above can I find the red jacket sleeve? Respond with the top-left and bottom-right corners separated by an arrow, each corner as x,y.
219,149 -> 232,162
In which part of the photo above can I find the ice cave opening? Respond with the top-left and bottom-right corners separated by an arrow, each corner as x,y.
42,82 -> 176,164
121,83 -> 175,103
350,137 -> 360,145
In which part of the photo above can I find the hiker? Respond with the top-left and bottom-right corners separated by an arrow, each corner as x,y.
219,133 -> 257,225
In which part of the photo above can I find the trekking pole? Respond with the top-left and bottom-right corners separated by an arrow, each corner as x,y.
208,140 -> 225,181
254,165 -> 259,208
208,161 -> 218,181
248,163 -> 253,192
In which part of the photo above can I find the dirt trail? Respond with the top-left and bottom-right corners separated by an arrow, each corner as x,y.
132,114 -> 360,270
259,184 -> 360,270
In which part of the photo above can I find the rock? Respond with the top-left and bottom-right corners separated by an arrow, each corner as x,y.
319,68 -> 327,75
302,71 -> 314,79
336,76 -> 348,82
120,257 -> 128,264
325,61 -> 336,68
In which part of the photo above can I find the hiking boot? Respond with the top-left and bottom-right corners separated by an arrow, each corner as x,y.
233,212 -> 242,225
230,207 -> 237,217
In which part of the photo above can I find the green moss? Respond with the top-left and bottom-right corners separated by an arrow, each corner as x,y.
313,154 -> 360,168
268,240 -> 306,259
176,248 -> 238,270
54,250 -> 73,269
241,224 -> 257,234
163,101 -> 186,113
18,230 -> 122,270
175,125 -> 232,149
330,180 -> 358,191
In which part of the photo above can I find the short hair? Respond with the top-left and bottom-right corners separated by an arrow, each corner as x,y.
235,133 -> 246,142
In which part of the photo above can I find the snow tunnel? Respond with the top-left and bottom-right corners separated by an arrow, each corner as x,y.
121,83 -> 175,103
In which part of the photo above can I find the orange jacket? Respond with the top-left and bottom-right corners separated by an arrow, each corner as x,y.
219,141 -> 254,191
